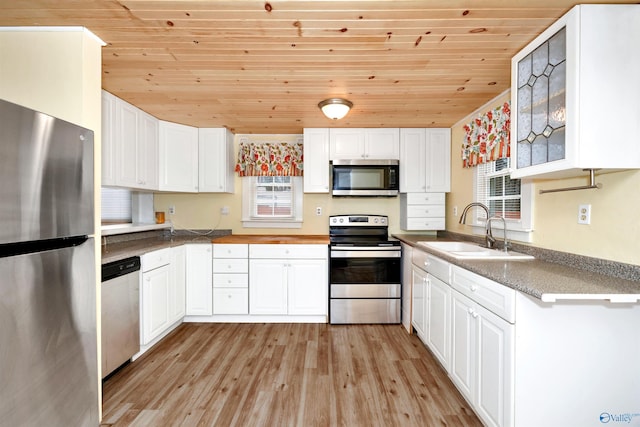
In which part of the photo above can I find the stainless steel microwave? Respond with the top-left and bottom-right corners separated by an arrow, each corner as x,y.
331,159 -> 399,196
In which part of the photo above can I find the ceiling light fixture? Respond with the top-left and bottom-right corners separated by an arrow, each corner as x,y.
318,98 -> 353,120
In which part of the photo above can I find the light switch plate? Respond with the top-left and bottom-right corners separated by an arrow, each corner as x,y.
578,204 -> 591,224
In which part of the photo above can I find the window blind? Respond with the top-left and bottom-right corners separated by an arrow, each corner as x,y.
475,158 -> 521,221
101,187 -> 132,224
253,176 -> 294,218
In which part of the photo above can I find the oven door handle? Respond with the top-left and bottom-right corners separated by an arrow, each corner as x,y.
330,249 -> 401,258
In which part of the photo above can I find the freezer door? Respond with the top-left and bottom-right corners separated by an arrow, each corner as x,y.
0,99 -> 94,244
0,238 -> 98,426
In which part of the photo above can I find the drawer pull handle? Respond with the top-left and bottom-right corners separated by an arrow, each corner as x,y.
470,285 -> 478,292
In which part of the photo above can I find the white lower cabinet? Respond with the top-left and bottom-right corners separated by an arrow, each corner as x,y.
249,244 -> 327,316
400,242 -> 413,333
169,245 -> 186,323
411,265 -> 428,340
450,265 -> 514,427
140,248 -> 172,346
411,248 -> 512,427
141,263 -> 170,345
185,244 -> 213,316
213,244 -> 249,314
451,289 -> 514,427
427,274 -> 450,370
411,248 -> 451,370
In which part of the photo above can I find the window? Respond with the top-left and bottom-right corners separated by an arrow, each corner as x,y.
242,176 -> 303,228
101,187 -> 132,225
474,158 -> 533,241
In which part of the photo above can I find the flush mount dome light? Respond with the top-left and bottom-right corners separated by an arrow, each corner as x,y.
318,98 -> 353,120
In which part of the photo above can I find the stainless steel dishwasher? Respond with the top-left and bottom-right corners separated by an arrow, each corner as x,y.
101,256 -> 141,378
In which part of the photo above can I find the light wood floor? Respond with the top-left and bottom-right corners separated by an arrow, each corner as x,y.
101,323 -> 482,426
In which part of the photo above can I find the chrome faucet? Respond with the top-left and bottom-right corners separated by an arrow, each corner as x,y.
458,202 -> 490,226
459,203 -> 508,251
486,216 -> 509,252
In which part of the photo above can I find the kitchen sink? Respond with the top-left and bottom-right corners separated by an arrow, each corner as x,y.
417,241 -> 534,260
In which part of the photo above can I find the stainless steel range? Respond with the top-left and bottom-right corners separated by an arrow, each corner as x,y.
329,215 -> 401,324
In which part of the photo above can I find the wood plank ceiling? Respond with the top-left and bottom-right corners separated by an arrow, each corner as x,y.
0,0 -> 636,134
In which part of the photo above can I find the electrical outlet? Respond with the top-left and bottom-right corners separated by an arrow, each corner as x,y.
578,204 -> 591,225
168,205 -> 175,215
316,207 -> 322,216
453,206 -> 458,217
221,206 -> 230,215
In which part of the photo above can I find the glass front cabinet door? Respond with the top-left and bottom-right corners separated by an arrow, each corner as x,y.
510,5 -> 640,179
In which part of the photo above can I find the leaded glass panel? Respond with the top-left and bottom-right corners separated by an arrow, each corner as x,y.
516,27 -> 566,168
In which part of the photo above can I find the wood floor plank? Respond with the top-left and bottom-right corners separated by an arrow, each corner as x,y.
101,323 -> 482,427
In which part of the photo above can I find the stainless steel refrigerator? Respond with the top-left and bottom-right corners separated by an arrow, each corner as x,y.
0,99 -> 98,426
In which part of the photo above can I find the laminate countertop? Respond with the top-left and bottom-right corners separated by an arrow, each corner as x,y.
101,234 -> 329,264
394,234 -> 640,303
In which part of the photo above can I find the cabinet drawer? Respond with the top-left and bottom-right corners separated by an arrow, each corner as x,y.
141,247 -> 172,272
213,288 -> 248,314
412,249 -> 450,284
405,192 -> 445,205
213,273 -> 248,288
249,244 -> 328,259
451,265 -> 515,323
213,244 -> 248,258
404,218 -> 445,230
213,258 -> 248,273
406,205 -> 446,218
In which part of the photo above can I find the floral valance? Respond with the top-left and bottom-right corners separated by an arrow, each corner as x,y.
235,136 -> 303,177
461,101 -> 511,168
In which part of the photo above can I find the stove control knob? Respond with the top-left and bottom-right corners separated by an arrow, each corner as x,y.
339,218 -> 344,223
381,218 -> 386,224
331,218 -> 336,224
373,218 -> 378,223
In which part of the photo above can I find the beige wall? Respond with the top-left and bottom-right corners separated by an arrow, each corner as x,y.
154,162 -> 402,236
448,91 -> 640,266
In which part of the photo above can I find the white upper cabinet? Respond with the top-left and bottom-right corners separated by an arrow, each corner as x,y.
158,121 -> 199,192
102,91 -> 236,193
400,128 -> 451,193
303,128 -> 330,193
198,128 -> 235,193
137,110 -> 159,190
101,91 -> 116,186
511,5 -> 640,179
103,90 -> 158,190
330,128 -> 399,160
